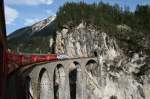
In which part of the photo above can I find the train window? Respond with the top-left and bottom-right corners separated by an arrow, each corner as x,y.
2,0 -> 150,99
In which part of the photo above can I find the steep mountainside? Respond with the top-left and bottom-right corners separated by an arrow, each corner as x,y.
8,2 -> 150,54
8,16 -> 56,53
55,22 -> 150,99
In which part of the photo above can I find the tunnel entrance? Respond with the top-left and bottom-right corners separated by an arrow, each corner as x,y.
94,51 -> 98,57
53,64 -> 66,99
69,62 -> 82,99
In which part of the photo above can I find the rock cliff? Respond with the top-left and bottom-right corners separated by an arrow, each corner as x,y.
55,22 -> 150,99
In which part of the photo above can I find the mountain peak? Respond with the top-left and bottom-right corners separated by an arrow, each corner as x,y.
31,16 -> 56,33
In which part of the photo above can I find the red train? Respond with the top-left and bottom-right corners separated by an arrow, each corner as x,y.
5,51 -> 69,73
7,52 -> 69,66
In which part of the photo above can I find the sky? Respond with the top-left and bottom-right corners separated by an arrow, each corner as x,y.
4,0 -> 150,35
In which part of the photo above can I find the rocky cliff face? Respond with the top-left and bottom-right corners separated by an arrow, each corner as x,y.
55,22 -> 150,99
55,23 -> 121,58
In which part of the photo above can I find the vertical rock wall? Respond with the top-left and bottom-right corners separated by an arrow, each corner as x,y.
55,23 -> 150,99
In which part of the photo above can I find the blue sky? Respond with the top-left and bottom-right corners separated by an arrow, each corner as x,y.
4,0 -> 150,35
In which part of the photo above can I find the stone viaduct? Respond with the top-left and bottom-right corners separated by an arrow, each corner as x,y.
6,57 -> 101,99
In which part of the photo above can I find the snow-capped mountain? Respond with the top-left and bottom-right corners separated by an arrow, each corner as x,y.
8,16 -> 56,40
7,16 -> 56,53
32,16 -> 55,33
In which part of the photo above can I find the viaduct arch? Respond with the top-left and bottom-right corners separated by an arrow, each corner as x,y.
6,57 -> 100,99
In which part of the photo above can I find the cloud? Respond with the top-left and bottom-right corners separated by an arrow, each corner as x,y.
6,0 -> 53,5
24,18 -> 40,26
5,6 -> 19,25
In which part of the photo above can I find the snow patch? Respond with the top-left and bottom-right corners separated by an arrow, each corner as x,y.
31,16 -> 55,33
